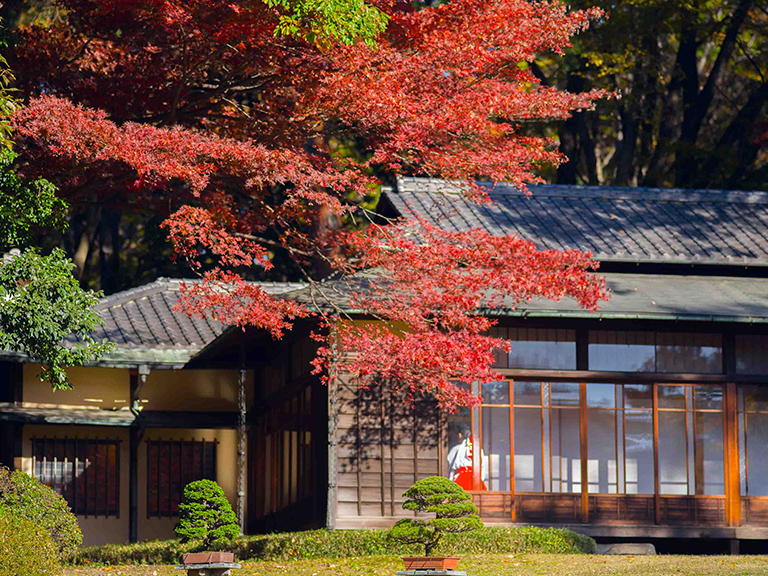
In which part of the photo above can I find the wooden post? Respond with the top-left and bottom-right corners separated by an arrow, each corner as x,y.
652,383 -> 660,524
725,383 -> 741,527
237,364 -> 247,535
509,379 -> 515,521
129,370 -> 140,543
580,382 -> 589,524
326,370 -> 339,530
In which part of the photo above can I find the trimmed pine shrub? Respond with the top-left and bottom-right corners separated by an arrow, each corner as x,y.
175,479 -> 239,548
0,466 -> 82,560
389,476 -> 483,556
0,511 -> 61,576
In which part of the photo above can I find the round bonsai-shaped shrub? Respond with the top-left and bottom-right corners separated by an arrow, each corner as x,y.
175,479 -> 239,548
0,466 -> 82,560
0,510 -> 61,576
389,476 -> 483,556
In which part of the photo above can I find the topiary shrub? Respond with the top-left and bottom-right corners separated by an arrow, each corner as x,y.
0,467 -> 81,560
389,476 -> 483,556
175,479 -> 239,548
0,510 -> 61,576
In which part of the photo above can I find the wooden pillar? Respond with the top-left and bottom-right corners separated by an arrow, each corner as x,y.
237,365 -> 247,535
128,426 -> 140,543
508,379 -> 515,521
725,383 -> 741,527
579,382 -> 589,524
652,383 -> 661,524
128,370 -> 140,544
326,372 -> 339,530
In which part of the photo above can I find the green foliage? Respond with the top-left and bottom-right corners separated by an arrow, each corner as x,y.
0,510 -> 61,576
263,0 -> 388,46
0,51 -> 111,390
0,467 -> 82,560
0,39 -> 17,152
389,476 -> 483,556
0,150 -> 68,247
0,248 -> 113,389
175,480 -> 240,548
71,526 -> 595,565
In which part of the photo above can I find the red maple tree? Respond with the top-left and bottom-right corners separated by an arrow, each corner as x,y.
8,0 -> 609,410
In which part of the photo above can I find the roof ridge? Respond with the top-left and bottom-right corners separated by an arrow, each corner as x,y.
395,176 -> 768,204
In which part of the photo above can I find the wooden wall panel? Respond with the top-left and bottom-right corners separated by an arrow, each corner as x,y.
334,379 -> 439,519
743,498 -> 768,525
515,493 -> 582,524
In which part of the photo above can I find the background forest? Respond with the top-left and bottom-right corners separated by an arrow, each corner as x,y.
0,0 -> 766,294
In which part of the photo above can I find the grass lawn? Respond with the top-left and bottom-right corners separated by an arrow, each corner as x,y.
63,553 -> 768,576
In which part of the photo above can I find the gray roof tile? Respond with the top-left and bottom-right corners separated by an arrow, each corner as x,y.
64,278 -> 306,367
285,271 -> 768,324
388,177 -> 768,266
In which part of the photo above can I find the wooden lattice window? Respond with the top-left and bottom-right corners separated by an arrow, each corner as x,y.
147,439 -> 217,517
31,437 -> 120,517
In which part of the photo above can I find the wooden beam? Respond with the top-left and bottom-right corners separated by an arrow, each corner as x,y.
494,368 -> 768,384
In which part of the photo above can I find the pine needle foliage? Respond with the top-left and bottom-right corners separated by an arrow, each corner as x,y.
175,480 -> 239,549
389,476 -> 483,556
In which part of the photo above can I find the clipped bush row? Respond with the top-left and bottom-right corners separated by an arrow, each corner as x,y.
72,525 -> 596,566
0,512 -> 61,576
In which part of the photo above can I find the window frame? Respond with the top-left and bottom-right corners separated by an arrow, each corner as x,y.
31,436 -> 120,518
146,438 -> 217,518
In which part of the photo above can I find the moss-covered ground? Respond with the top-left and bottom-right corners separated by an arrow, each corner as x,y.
63,553 -> 768,576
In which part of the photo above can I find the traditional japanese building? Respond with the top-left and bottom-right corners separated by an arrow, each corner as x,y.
4,177 -> 768,550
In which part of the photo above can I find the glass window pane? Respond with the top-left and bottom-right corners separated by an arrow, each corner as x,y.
739,411 -> 747,496
742,385 -> 768,412
658,385 -> 686,410
513,381 -> 541,406
587,384 -> 615,408
447,405 -> 473,489
589,331 -> 655,371
656,333 -> 722,374
623,384 -> 652,409
659,411 -> 689,494
482,407 -> 511,491
514,407 -> 542,492
589,331 -> 723,373
736,335 -> 768,375
694,412 -> 725,495
587,409 -> 617,493
481,381 -> 509,405
550,382 -> 580,407
695,386 -> 723,410
507,328 -> 577,370
624,410 -> 654,494
746,413 -> 768,496
551,408 -> 581,493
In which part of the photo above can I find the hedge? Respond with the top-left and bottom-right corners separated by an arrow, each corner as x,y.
0,511 -> 61,576
0,467 -> 82,560
71,526 -> 596,565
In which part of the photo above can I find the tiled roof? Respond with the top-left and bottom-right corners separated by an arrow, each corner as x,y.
385,177 -> 768,266
90,278 -> 304,366
285,271 -> 768,324
0,278 -> 305,368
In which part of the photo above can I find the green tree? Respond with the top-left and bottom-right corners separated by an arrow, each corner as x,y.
175,480 -> 239,548
389,477 -> 483,556
533,0 -> 767,190
0,50 -> 111,390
